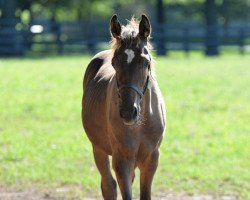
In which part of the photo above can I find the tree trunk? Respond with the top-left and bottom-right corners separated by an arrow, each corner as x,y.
156,0 -> 167,56
204,0 -> 219,56
0,0 -> 23,56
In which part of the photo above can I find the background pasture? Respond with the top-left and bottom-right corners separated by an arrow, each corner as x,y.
0,53 -> 249,199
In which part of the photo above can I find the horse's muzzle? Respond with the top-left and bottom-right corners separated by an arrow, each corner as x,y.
119,104 -> 139,125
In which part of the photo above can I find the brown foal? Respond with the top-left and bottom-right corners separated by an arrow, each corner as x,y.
82,14 -> 166,200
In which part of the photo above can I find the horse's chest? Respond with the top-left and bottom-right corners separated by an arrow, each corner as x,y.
141,124 -> 163,146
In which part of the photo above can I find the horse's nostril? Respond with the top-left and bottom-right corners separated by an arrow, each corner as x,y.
120,109 -> 129,119
132,106 -> 138,119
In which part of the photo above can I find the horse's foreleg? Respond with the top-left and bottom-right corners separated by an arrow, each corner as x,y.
139,149 -> 159,200
112,153 -> 135,200
93,146 -> 117,200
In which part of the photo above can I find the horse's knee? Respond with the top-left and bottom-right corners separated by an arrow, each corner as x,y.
101,177 -> 117,200
101,176 -> 116,189
150,150 -> 159,167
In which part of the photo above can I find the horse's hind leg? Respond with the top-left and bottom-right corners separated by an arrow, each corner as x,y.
93,146 -> 117,200
139,150 -> 159,200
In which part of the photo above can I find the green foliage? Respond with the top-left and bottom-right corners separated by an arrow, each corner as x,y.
0,54 -> 249,199
165,0 -> 204,4
14,0 -> 133,21
1,0 -> 247,22
218,0 -> 250,23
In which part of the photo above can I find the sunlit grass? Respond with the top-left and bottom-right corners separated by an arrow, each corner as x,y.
0,54 -> 249,199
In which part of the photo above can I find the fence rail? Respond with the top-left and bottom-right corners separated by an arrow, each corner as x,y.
0,18 -> 250,56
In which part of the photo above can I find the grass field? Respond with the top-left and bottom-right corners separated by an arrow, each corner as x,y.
0,53 -> 249,199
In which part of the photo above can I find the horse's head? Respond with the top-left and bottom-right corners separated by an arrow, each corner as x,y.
110,14 -> 152,126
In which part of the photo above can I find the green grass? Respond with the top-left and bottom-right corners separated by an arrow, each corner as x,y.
0,54 -> 249,199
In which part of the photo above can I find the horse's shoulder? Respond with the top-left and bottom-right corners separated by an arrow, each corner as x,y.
144,80 -> 166,135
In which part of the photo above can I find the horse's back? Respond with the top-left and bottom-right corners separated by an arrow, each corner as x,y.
83,50 -> 113,90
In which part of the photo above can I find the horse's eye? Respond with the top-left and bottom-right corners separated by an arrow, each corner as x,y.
143,60 -> 150,68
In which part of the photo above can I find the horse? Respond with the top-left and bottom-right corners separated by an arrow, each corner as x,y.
82,14 -> 166,200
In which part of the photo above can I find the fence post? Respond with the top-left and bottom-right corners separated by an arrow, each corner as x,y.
156,0 -> 167,55
239,28 -> 245,54
204,0 -> 219,56
56,23 -> 63,55
87,22 -> 96,54
0,0 -> 24,56
183,27 -> 190,56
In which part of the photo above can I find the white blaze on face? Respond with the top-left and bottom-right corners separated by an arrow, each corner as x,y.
124,49 -> 135,64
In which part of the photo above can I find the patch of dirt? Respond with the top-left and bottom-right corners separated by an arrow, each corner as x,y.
0,189 -> 239,200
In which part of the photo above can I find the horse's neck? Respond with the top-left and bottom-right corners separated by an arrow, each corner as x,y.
108,74 -> 119,107
141,79 -> 155,115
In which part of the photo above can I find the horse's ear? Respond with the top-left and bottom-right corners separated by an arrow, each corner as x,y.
139,14 -> 151,39
110,14 -> 121,39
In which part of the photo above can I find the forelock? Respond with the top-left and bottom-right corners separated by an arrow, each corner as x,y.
111,17 -> 152,51
121,25 -> 138,39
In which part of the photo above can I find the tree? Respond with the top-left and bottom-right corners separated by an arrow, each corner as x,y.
1,0 -> 16,18
218,0 -> 250,24
204,0 -> 219,55
156,0 -> 167,55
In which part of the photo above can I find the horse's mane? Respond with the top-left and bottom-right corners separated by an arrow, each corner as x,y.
110,17 -> 153,51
